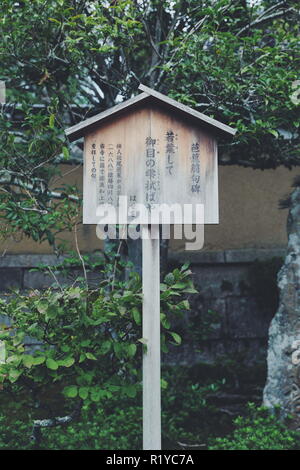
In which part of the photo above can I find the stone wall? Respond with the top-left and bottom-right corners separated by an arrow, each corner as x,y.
0,249 -> 284,367
167,248 -> 284,366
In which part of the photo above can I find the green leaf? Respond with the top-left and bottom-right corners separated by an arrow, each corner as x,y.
49,114 -> 55,129
100,341 -> 111,355
118,306 -> 126,315
48,18 -> 61,24
36,300 -> 48,314
64,385 -> 78,398
86,352 -> 97,361
124,385 -> 137,398
79,353 -> 86,363
23,355 -> 34,368
79,387 -> 89,400
172,282 -> 187,289
28,141 -> 35,153
181,299 -> 190,310
169,332 -> 182,345
165,273 -> 175,285
46,358 -> 58,370
138,338 -> 147,345
62,146 -> 70,160
90,388 -> 101,402
59,357 -> 75,367
181,262 -> 190,271
161,313 -> 171,329
132,307 -> 141,325
268,129 -> 278,138
183,287 -> 198,294
68,287 -> 81,299
128,344 -> 137,358
161,378 -> 168,389
9,369 -> 21,383
32,356 -> 46,365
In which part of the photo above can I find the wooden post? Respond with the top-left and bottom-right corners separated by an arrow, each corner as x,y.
142,224 -> 161,450
0,81 -> 5,104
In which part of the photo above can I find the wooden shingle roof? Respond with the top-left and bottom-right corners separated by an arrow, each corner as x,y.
65,83 -> 236,142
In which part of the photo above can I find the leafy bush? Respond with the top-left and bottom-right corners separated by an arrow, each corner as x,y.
209,403 -> 300,450
0,365 -> 223,450
0,252 -> 197,447
161,366 -> 227,448
5,367 -> 298,451
0,398 -> 142,450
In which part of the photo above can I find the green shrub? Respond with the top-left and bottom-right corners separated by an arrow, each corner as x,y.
39,404 -> 143,450
162,366 -> 228,448
209,403 -> 300,450
0,252 -> 198,448
0,400 -> 142,450
5,372 -> 298,451
0,365 -> 224,450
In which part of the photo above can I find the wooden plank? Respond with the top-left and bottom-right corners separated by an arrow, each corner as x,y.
0,81 -> 5,104
83,108 -> 150,224
82,103 -> 218,224
138,83 -> 236,136
142,224 -> 161,450
149,105 -> 218,223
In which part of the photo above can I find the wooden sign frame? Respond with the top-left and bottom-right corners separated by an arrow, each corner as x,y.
65,85 -> 236,451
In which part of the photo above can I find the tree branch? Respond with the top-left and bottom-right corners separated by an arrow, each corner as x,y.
0,177 -> 80,202
31,400 -> 83,447
237,7 -> 295,36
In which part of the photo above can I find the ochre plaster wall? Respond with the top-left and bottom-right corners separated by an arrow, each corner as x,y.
2,165 -> 298,254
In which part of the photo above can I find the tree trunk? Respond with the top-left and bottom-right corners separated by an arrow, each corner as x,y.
263,182 -> 300,428
104,227 -> 169,280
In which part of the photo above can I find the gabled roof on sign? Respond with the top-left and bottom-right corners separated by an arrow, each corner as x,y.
65,83 -> 236,142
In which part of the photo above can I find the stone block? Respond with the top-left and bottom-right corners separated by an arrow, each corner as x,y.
189,297 -> 227,340
191,264 -> 251,299
224,248 -> 286,264
226,297 -> 272,339
23,270 -> 67,289
0,268 -> 23,291
169,250 -> 226,265
0,254 -> 66,268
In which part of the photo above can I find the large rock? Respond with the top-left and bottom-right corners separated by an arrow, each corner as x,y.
263,184 -> 300,427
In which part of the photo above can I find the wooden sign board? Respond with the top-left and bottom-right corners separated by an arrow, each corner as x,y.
65,85 -> 236,451
66,85 -> 236,224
